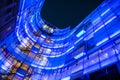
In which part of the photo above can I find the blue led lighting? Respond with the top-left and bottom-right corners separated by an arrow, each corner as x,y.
71,64 -> 83,74
92,17 -> 101,25
101,56 -> 117,68
66,46 -> 75,53
76,30 -> 86,37
16,72 -> 24,77
74,52 -> 85,59
61,76 -> 70,80
94,24 -> 104,33
30,15 -> 38,32
20,0 -> 25,11
1,65 -> 8,71
104,16 -> 116,25
42,48 -> 71,58
74,37 -> 83,44
110,30 -> 120,38
16,26 -> 21,43
41,34 -> 46,38
84,64 -> 100,74
84,32 -> 94,41
25,23 -> 37,42
101,8 -> 110,16
96,37 -> 109,46
31,63 -> 64,70
118,54 -> 120,60
95,16 -> 116,33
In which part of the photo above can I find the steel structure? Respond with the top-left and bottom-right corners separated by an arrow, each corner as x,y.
0,0 -> 120,80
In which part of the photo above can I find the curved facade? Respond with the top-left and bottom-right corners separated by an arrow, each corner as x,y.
0,0 -> 120,80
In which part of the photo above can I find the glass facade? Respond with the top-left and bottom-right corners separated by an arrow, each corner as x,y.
0,0 -> 120,80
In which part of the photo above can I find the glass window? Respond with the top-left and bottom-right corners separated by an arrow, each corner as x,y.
21,63 -> 28,70
99,49 -> 109,61
87,38 -> 95,50
29,52 -> 36,58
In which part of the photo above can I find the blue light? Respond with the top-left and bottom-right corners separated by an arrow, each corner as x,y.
62,76 -> 70,80
96,37 -> 109,46
95,16 -> 116,33
31,63 -> 64,70
101,56 -> 117,68
84,32 -> 94,41
41,34 -> 46,38
74,37 -> 83,44
16,72 -> 24,77
84,64 -> 100,74
94,24 -> 104,33
74,52 -> 85,59
25,23 -> 37,42
101,8 -> 110,16
71,64 -> 83,74
30,15 -> 38,32
20,0 -> 25,11
118,54 -> 120,60
76,30 -> 86,37
92,17 -> 100,24
66,46 -> 75,53
104,16 -> 116,25
1,65 -> 8,71
16,26 -> 22,43
110,30 -> 120,38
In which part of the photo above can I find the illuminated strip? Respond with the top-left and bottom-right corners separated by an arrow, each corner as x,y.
21,0 -> 25,11
51,27 -> 78,41
1,65 -> 8,71
42,46 -> 75,58
16,72 -> 24,77
95,24 -> 104,33
1,61 -> 12,71
110,30 -> 120,38
16,0 -> 26,42
30,15 -> 37,32
66,46 -> 75,53
36,11 -> 44,28
16,26 -> 26,47
104,16 -> 116,25
95,16 -> 116,33
84,32 -> 94,41
41,34 -> 46,38
0,53 -> 4,60
74,52 -> 85,59
40,41 -> 69,48
25,23 -> 37,42
76,30 -> 86,37
16,26 -> 21,42
31,64 -> 64,70
62,76 -> 70,80
93,17 -> 101,24
96,38 -> 109,46
101,8 -> 110,16
74,37 -> 83,44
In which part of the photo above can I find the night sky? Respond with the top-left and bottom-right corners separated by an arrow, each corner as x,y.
41,0 -> 104,29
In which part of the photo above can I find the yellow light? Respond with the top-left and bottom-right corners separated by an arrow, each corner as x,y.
43,24 -> 48,28
49,28 -> 54,33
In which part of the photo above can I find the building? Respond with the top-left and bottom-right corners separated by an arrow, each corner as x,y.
0,0 -> 120,80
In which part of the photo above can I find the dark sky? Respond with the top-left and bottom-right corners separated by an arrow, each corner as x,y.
41,0 -> 104,29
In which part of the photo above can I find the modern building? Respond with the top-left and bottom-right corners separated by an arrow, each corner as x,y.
0,0 -> 120,80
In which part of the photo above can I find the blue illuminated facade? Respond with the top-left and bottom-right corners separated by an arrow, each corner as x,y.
0,0 -> 120,80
